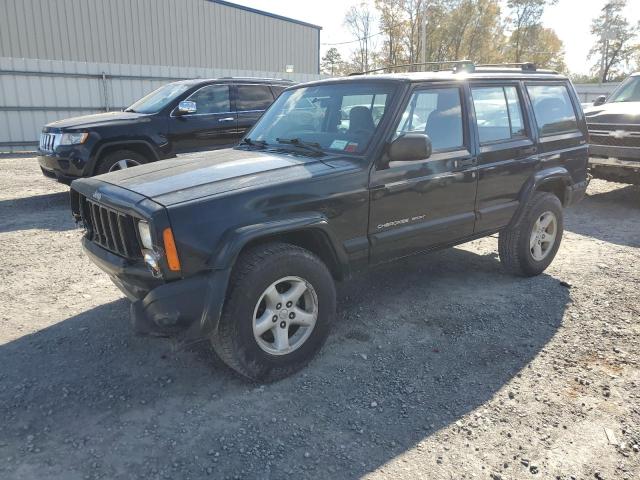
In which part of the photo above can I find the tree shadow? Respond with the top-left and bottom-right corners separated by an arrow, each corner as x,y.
0,247 -> 569,479
565,184 -> 640,248
0,192 -> 75,233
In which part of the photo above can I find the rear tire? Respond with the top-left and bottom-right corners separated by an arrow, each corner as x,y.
211,242 -> 336,382
499,192 -> 564,277
96,149 -> 148,175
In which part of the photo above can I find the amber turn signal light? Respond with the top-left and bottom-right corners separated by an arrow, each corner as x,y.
162,227 -> 181,272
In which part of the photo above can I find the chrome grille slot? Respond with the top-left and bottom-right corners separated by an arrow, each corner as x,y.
39,132 -> 58,152
79,194 -> 141,259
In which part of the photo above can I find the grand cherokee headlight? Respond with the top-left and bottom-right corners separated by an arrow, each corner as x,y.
59,132 -> 89,145
137,221 -> 153,249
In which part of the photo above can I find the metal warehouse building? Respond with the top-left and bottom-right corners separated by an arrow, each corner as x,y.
0,0 -> 322,152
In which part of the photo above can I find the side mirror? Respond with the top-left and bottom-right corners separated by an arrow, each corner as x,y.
593,95 -> 606,106
388,133 -> 432,163
177,100 -> 197,115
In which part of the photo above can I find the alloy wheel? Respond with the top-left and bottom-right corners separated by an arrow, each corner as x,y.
252,276 -> 318,356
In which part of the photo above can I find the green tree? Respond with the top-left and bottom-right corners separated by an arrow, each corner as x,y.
505,0 -> 557,63
589,0 -> 639,82
321,48 -> 345,76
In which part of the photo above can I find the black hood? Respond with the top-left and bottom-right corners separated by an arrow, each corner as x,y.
43,111 -> 150,131
94,148 -> 345,207
584,102 -> 640,125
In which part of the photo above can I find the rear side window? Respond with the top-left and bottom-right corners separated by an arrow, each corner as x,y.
237,84 -> 274,111
471,86 -> 526,143
270,85 -> 287,97
526,84 -> 578,136
395,87 -> 464,151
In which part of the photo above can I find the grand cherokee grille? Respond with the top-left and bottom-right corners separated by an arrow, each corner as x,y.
78,194 -> 142,259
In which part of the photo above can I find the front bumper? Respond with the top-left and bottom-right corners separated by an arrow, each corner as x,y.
589,144 -> 640,161
38,150 -> 88,184
82,237 -> 231,342
588,156 -> 640,185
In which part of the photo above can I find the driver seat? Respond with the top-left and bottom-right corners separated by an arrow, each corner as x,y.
348,106 -> 375,136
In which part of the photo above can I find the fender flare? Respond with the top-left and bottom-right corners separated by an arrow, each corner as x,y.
208,213 -> 350,274
508,166 -> 572,228
90,140 -> 162,174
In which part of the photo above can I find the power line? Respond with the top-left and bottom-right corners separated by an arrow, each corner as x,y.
321,31 -> 383,46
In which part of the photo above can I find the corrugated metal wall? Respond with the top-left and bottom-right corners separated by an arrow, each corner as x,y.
0,0 -> 320,74
0,57 -> 323,152
0,0 -> 323,152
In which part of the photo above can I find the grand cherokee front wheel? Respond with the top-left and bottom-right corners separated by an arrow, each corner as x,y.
211,242 -> 336,381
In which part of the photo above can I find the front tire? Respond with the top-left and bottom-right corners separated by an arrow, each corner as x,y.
211,242 -> 336,382
499,192 -> 564,277
96,149 -> 148,175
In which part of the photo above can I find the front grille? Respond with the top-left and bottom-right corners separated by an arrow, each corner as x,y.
78,194 -> 142,259
39,132 -> 59,152
589,131 -> 640,148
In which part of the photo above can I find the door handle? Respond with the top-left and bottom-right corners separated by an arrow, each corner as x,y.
218,117 -> 235,122
520,146 -> 537,155
453,157 -> 477,170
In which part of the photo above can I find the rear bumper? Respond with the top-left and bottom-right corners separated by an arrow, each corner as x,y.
82,237 -> 230,341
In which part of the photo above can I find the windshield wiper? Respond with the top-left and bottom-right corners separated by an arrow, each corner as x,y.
240,137 -> 268,148
276,137 -> 325,156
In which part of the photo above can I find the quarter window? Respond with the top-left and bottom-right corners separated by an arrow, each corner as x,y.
471,86 -> 526,143
395,88 -> 464,151
185,85 -> 231,114
237,84 -> 274,111
526,84 -> 579,136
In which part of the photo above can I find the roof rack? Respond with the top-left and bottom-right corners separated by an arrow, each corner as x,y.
349,60 -> 475,76
349,60 -> 558,76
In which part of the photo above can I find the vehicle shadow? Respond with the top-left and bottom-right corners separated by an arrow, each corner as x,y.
0,191 -> 75,233
0,247 -> 568,479
565,183 -> 640,248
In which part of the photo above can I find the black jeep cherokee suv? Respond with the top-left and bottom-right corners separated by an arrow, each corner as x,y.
70,64 -> 589,381
38,77 -> 292,184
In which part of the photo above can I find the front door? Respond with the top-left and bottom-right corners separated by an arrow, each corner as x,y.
234,83 -> 276,139
168,84 -> 237,153
369,84 -> 478,263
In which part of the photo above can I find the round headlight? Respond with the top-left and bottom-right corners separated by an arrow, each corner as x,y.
137,221 -> 153,249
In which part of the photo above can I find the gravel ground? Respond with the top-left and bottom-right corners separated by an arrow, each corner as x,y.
0,156 -> 639,480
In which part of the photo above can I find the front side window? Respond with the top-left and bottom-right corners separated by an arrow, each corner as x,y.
395,88 -> 464,151
607,75 -> 640,103
126,82 -> 191,114
526,84 -> 579,136
246,83 -> 396,154
471,86 -> 526,143
186,85 -> 231,115
237,84 -> 274,111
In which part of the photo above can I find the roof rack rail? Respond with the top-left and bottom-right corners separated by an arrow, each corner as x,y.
348,60 -> 475,76
476,62 -> 542,72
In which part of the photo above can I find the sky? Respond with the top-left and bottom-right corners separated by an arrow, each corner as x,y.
230,0 -> 640,75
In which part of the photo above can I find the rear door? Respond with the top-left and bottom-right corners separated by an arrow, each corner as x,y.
525,81 -> 588,186
368,83 -> 478,263
234,83 -> 276,139
470,81 -> 538,232
168,84 -> 237,153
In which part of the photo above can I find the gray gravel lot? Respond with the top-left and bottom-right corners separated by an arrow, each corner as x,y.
0,156 -> 639,480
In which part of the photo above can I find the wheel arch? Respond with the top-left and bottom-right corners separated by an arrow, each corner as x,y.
91,140 -> 160,174
509,167 -> 572,228
209,215 -> 350,281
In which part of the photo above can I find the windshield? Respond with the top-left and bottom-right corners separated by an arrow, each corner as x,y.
244,82 -> 397,154
126,82 -> 192,114
607,76 -> 640,103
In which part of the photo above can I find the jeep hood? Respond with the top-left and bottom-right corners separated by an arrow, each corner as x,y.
44,111 -> 150,130
95,148 -> 341,206
584,102 -> 640,125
